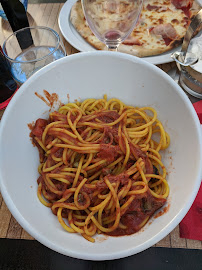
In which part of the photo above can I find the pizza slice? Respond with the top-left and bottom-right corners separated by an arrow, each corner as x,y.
70,0 -> 201,57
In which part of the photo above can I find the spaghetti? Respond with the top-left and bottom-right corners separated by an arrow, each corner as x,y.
31,95 -> 170,242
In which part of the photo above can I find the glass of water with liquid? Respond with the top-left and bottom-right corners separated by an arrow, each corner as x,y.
2,26 -> 66,85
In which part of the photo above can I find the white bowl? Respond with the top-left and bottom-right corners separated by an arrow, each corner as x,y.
0,52 -> 202,261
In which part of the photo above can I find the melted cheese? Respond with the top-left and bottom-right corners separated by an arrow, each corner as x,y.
71,0 -> 199,56
130,0 -> 189,50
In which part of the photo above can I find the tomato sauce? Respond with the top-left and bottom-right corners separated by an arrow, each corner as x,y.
146,4 -> 158,11
163,37 -> 172,46
108,191 -> 166,236
96,110 -> 120,124
154,202 -> 170,218
31,109 -> 169,237
130,142 -> 146,159
97,144 -> 120,162
31,119 -> 48,138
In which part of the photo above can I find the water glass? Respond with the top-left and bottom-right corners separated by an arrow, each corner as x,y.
2,26 -> 66,85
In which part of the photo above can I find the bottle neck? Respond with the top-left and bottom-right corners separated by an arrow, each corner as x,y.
1,0 -> 33,49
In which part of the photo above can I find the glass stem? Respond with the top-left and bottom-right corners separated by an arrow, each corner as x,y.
106,45 -> 118,52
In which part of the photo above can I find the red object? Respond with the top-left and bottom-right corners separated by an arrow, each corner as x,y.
179,100 -> 202,241
193,100 -> 202,123
171,0 -> 191,17
0,87 -> 18,110
171,0 -> 191,9
150,24 -> 177,39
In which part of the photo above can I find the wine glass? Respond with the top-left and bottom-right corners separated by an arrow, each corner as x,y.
81,0 -> 143,51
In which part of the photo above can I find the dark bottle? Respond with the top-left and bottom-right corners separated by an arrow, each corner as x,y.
0,46 -> 18,110
0,0 -> 33,49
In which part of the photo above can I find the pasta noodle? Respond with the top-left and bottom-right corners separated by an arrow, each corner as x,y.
31,95 -> 170,243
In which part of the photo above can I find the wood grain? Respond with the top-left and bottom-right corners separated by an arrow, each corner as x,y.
6,216 -> 23,239
0,194 -> 3,209
186,239 -> 202,249
156,234 -> 171,248
21,230 -> 34,240
170,226 -> 187,248
0,201 -> 12,238
0,3 -> 201,249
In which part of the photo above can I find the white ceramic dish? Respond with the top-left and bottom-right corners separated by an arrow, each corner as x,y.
0,52 -> 202,261
59,0 -> 180,65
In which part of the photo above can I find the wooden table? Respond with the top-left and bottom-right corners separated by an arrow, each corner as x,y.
0,2 -> 201,250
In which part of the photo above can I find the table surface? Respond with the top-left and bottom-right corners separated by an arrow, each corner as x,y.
0,2 -> 201,251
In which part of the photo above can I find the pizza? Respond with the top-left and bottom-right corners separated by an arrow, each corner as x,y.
70,0 -> 201,57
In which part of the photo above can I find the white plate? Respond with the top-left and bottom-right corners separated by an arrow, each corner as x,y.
59,0 -> 181,65
0,52 -> 202,261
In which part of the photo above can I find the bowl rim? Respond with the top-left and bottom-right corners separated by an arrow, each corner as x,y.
0,51 -> 202,260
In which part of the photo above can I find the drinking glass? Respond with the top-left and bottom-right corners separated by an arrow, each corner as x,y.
81,0 -> 143,51
2,26 -> 66,85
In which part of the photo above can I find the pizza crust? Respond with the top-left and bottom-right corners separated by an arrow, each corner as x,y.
70,1 -> 105,50
118,39 -> 183,57
70,0 -> 201,57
